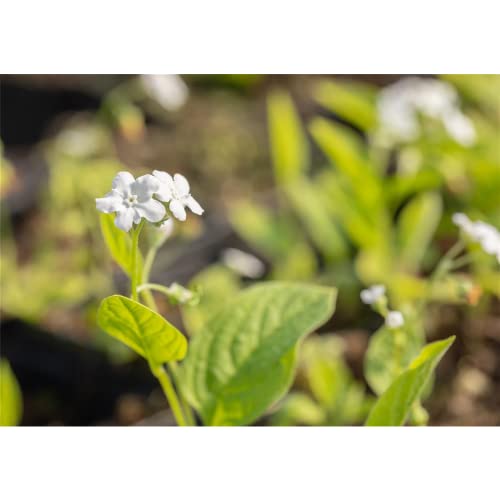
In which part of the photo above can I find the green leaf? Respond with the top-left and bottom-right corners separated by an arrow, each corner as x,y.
100,213 -> 142,277
365,336 -> 455,426
284,180 -> 348,262
364,323 -> 425,396
182,265 -> 241,336
397,192 -> 442,273
309,117 -> 382,213
0,359 -> 23,426
271,393 -> 326,426
97,295 -> 187,373
314,79 -> 377,130
179,282 -> 336,426
268,90 -> 309,185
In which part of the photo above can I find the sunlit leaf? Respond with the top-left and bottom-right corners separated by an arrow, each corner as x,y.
179,282 -> 336,426
397,192 -> 442,273
97,295 -> 187,374
268,90 -> 309,185
0,359 -> 23,426
365,336 -> 455,426
314,79 -> 377,130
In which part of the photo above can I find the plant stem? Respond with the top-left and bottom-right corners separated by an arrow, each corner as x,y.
130,220 -> 145,301
156,366 -> 188,427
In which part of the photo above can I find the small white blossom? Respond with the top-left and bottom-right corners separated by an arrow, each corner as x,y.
378,77 -> 476,147
221,248 -> 265,278
360,284 -> 386,305
153,170 -> 204,221
96,171 -> 166,232
140,75 -> 189,112
453,213 -> 500,263
386,310 -> 404,329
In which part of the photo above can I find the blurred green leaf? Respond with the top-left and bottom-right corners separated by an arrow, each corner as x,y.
0,359 -> 23,426
97,295 -> 187,374
182,265 -> 241,336
179,282 -> 336,426
364,322 -> 425,396
397,192 -> 442,273
271,393 -> 326,426
285,180 -> 348,261
309,117 -> 382,213
100,213 -> 142,277
314,79 -> 377,130
365,336 -> 455,426
268,90 -> 309,185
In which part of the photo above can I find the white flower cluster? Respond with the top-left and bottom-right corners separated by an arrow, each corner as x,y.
96,170 -> 203,232
360,284 -> 405,329
377,77 -> 476,147
452,213 -> 500,263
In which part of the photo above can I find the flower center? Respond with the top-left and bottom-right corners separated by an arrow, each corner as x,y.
124,194 -> 138,207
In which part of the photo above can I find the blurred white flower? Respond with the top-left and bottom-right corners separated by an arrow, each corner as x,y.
221,248 -> 265,278
360,284 -> 386,305
159,218 -> 175,238
153,170 -> 204,221
141,75 -> 189,112
377,77 -> 476,146
453,213 -> 500,263
386,310 -> 404,329
96,171 -> 165,232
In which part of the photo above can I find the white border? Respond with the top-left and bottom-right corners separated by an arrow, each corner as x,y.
1,1 -> 499,73
1,427 -> 499,499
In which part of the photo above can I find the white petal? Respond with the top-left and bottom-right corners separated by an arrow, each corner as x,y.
135,199 -> 166,223
153,171 -> 175,201
114,208 -> 135,232
185,195 -> 204,215
96,191 -> 124,213
169,199 -> 187,221
174,173 -> 190,197
360,290 -> 374,305
131,174 -> 160,202
112,172 -> 135,195
132,209 -> 142,224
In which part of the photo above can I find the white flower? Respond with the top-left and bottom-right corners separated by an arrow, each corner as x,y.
96,171 -> 166,232
360,284 -> 386,305
377,77 -> 475,146
453,213 -> 500,263
386,311 -> 404,329
152,170 -> 204,221
221,248 -> 265,278
140,75 -> 189,112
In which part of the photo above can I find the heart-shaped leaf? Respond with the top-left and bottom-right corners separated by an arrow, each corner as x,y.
179,282 -> 336,426
97,295 -> 187,374
365,336 -> 455,426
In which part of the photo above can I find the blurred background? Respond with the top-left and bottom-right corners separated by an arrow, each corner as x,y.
1,74 -> 499,426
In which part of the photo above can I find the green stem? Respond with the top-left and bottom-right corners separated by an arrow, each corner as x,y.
130,220 -> 145,301
156,366 -> 188,427
130,222 -> 196,426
